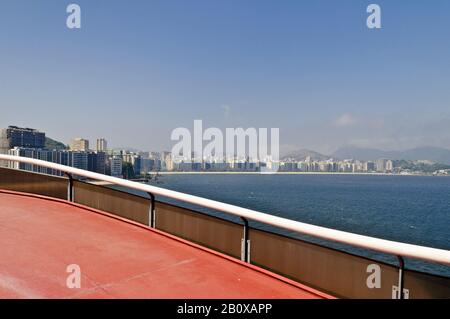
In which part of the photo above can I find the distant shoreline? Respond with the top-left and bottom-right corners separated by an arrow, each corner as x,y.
145,171 -> 448,176
87,172 -> 448,186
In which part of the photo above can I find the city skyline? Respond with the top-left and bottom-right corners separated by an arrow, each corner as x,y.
4,123 -> 450,158
3,125 -> 450,177
1,1 -> 450,153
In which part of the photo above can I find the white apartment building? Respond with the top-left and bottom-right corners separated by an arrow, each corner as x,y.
70,138 -> 89,151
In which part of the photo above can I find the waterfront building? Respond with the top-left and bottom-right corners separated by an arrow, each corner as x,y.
71,151 -> 88,170
363,161 -> 376,172
162,151 -> 174,171
70,138 -> 89,151
376,159 -> 388,172
213,162 -> 228,171
0,126 -> 45,154
282,162 -> 297,172
88,151 -> 107,174
96,138 -> 108,152
141,158 -> 156,173
192,162 -> 202,171
139,151 -> 150,159
95,151 -> 107,174
7,147 -> 108,176
150,152 -> 161,159
177,162 -> 193,171
319,162 -> 331,172
8,147 -> 38,172
110,156 -> 123,178
122,153 -> 142,176
386,160 -> 394,172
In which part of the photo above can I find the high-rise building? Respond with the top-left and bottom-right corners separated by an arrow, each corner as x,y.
0,126 -> 45,153
0,130 -> 8,155
110,156 -> 123,178
150,152 -> 160,159
376,159 -> 387,172
386,160 -> 394,172
87,152 -> 98,173
71,151 -> 88,170
8,147 -> 37,172
162,151 -> 173,171
70,138 -> 89,151
141,158 -> 156,173
95,151 -> 107,174
363,161 -> 376,172
6,147 -> 106,176
96,138 -> 108,152
122,152 -> 142,175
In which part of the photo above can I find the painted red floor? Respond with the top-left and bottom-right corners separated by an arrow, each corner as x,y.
0,190 -> 330,299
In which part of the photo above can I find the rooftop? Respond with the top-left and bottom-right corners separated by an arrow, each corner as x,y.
0,190 -> 329,299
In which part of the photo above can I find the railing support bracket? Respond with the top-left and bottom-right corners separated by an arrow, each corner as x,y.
241,217 -> 251,263
148,192 -> 156,228
392,256 -> 409,299
64,172 -> 74,202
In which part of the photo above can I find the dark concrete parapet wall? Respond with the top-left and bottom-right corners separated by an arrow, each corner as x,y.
0,167 -> 67,199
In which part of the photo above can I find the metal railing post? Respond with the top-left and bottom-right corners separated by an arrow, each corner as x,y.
241,217 -> 250,263
397,256 -> 405,299
148,192 -> 156,228
64,172 -> 74,202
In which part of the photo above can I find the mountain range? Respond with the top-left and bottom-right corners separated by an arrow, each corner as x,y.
282,146 -> 450,165
282,149 -> 330,161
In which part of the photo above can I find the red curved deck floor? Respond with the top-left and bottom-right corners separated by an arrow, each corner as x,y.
0,190 -> 330,299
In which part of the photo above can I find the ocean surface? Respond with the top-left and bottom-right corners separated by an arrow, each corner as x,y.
115,174 -> 450,276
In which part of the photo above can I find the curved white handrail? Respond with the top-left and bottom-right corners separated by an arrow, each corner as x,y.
1,154 -> 450,266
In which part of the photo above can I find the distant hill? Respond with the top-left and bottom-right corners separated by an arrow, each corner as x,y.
282,149 -> 330,161
332,146 -> 450,164
45,137 -> 67,150
332,146 -> 390,161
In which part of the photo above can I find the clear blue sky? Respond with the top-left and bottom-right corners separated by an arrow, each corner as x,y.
1,0 -> 449,154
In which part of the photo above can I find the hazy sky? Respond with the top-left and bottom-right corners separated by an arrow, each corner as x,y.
1,0 -> 450,154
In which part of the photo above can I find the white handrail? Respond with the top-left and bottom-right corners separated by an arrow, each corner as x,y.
1,154 -> 450,266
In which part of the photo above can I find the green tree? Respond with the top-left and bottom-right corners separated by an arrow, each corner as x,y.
122,162 -> 135,179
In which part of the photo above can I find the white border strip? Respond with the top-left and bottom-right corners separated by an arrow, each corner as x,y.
1,154 -> 450,266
